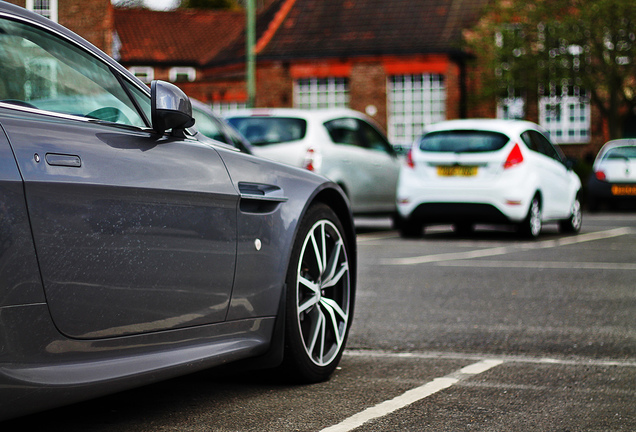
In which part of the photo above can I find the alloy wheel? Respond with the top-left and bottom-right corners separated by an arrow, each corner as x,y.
296,219 -> 351,367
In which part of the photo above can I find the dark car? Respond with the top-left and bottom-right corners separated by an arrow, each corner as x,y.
0,3 -> 356,421
587,139 -> 636,211
190,98 -> 254,154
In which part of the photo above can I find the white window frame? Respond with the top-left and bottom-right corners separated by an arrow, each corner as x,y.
497,96 -> 525,120
212,100 -> 247,115
539,85 -> 590,144
26,0 -> 58,22
294,77 -> 349,110
129,66 -> 154,84
169,67 -> 196,83
387,74 -> 446,146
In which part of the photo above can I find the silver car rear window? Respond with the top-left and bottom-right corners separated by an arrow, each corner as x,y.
603,146 -> 636,160
227,117 -> 307,146
419,130 -> 509,153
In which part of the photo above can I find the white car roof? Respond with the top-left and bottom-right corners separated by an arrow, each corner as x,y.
595,139 -> 636,160
224,107 -> 370,123
422,119 -> 545,137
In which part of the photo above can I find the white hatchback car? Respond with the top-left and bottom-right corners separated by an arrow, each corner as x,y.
396,119 -> 582,238
226,108 -> 401,215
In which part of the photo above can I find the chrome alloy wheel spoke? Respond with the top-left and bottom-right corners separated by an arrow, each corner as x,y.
321,239 -> 347,288
298,276 -> 321,314
297,219 -> 350,366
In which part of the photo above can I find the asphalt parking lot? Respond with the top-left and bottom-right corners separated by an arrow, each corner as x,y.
4,212 -> 635,431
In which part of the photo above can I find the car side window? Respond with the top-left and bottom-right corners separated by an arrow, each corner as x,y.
521,131 -> 538,152
358,119 -> 394,154
530,130 -> 565,163
192,107 -> 227,142
324,118 -> 364,148
0,17 -> 146,127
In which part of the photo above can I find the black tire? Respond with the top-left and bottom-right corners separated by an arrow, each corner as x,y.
518,195 -> 542,239
559,195 -> 582,233
454,222 -> 473,236
282,203 -> 353,383
397,216 -> 422,238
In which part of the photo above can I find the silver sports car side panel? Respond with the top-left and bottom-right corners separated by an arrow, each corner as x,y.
2,109 -> 239,339
0,124 -> 46,307
0,301 -> 274,420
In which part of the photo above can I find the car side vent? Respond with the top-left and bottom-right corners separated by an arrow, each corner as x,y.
238,182 -> 288,214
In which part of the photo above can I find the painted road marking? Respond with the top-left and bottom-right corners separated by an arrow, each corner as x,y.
380,228 -> 633,266
435,260 -> 636,270
344,350 -> 636,368
320,359 -> 504,432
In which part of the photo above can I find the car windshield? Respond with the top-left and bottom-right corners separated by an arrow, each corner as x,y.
419,130 -> 509,153
227,117 -> 307,146
603,146 -> 636,160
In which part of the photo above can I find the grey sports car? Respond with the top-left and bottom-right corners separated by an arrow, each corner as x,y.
0,2 -> 356,421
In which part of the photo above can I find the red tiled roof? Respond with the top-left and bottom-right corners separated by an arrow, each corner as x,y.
114,0 -> 489,67
256,0 -> 491,60
113,7 -> 245,65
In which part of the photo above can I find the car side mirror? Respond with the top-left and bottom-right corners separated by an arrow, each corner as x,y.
151,80 -> 195,137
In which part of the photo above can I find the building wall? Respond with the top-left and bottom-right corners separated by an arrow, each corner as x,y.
5,0 -> 113,54
349,61 -> 387,129
230,54 -> 464,134
256,61 -> 294,108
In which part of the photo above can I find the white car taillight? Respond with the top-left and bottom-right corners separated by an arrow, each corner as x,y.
503,143 -> 524,169
302,147 -> 322,172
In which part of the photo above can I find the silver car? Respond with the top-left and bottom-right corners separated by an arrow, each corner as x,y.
226,108 -> 402,216
0,3 -> 356,420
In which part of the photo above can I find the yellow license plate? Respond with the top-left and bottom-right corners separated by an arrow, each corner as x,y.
611,185 -> 636,196
437,165 -> 478,177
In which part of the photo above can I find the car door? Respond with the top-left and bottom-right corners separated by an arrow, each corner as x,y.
323,117 -> 399,213
0,16 -> 238,339
356,118 -> 400,212
523,130 -> 572,219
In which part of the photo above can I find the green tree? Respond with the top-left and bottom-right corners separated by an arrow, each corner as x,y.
179,0 -> 240,9
466,0 -> 636,139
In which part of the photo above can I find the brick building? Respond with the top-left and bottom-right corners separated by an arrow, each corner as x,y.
108,0 -> 489,148
5,0 -> 114,55
7,0 -> 609,157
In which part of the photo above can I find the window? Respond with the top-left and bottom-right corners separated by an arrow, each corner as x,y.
129,66 -> 154,84
294,77 -> 349,109
0,17 -> 147,127
191,106 -> 226,142
26,0 -> 58,22
324,118 -> 392,154
497,96 -> 525,120
212,100 -> 247,115
226,117 -> 307,146
539,85 -> 590,144
387,74 -> 446,146
419,130 -> 509,153
169,67 -> 196,83
521,130 -> 566,164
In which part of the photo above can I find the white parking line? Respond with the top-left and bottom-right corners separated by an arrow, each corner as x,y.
344,349 -> 636,368
320,359 -> 504,432
380,228 -> 633,266
436,260 -> 636,270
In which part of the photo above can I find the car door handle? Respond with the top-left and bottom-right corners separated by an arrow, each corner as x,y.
45,153 -> 82,167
